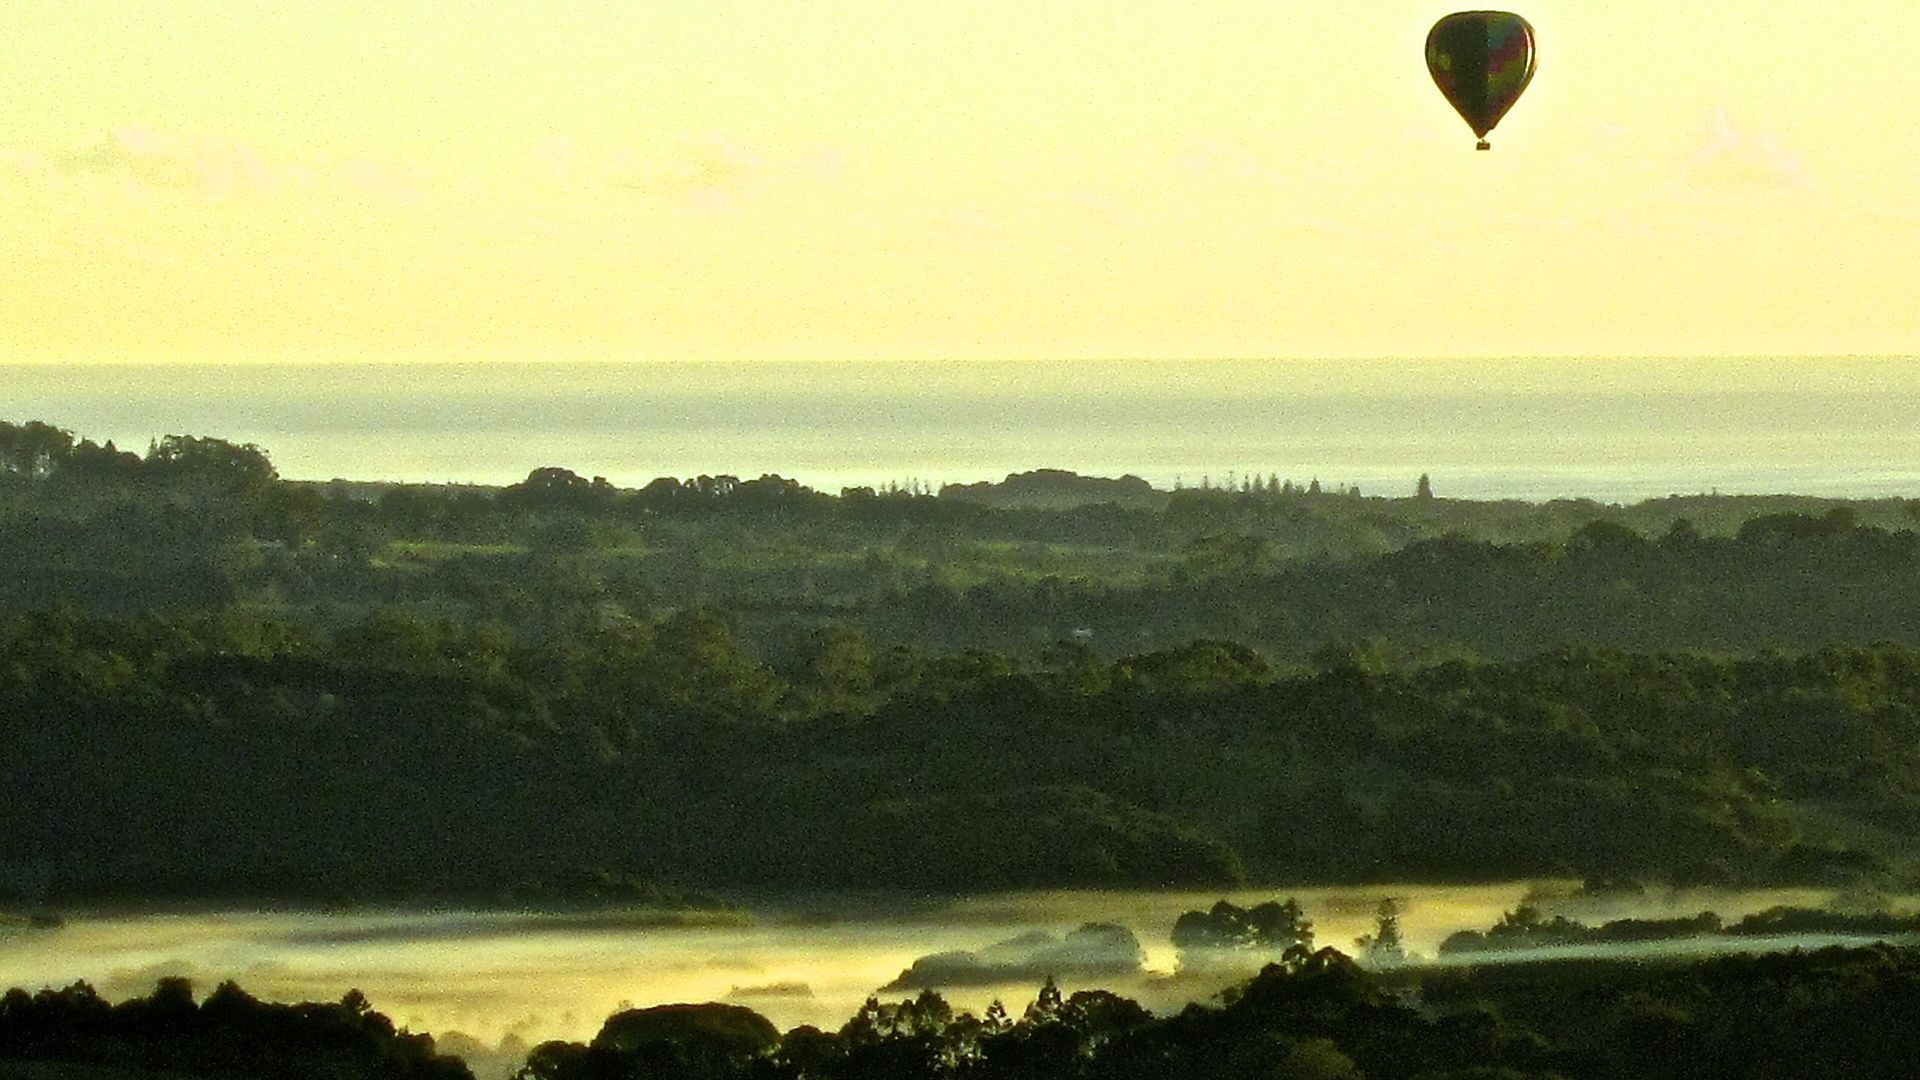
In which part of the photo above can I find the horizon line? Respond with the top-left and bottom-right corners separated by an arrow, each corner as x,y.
3,353 -> 1917,368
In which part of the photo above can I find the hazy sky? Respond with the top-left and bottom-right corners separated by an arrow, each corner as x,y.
4,1 -> 1918,363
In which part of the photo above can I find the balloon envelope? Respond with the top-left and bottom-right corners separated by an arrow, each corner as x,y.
1426,11 -> 1537,146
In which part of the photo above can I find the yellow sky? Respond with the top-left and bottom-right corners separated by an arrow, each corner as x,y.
3,1 -> 1918,363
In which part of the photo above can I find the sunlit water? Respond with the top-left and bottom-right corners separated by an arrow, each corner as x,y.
0,882 -> 1875,1058
10,356 -> 1920,501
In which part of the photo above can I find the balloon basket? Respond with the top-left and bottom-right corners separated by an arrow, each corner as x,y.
1476,140 -> 1490,151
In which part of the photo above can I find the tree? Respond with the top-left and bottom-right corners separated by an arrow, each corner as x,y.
1664,517 -> 1703,546
1247,898 -> 1314,953
533,516 -> 597,554
1024,976 -> 1065,1025
503,467 -> 597,510
591,1002 -> 777,1056
0,420 -> 74,477
1355,897 -> 1407,967
1416,473 -> 1434,500
649,609 -> 783,717
145,434 -> 278,496
1174,898 -> 1314,972
64,438 -> 142,482
513,1040 -> 593,1080
797,622 -> 876,713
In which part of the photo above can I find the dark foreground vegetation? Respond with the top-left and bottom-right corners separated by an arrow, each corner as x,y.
0,978 -> 470,1079
8,943 -> 1920,1080
5,419 -> 1920,899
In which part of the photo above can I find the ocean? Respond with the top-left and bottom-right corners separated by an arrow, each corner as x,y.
6,356 -> 1919,502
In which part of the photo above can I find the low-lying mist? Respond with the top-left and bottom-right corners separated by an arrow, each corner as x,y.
6,879 -> 1911,1056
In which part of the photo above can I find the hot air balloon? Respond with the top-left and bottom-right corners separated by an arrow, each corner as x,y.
1426,11 -> 1537,150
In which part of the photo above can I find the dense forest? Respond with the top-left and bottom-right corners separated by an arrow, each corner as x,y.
4,419 -> 1919,900
9,418 -> 1920,665
7,603 -> 1917,897
9,941 -> 1920,1080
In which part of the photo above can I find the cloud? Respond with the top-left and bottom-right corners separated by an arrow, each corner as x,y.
543,134 -> 859,214
2,126 -> 423,204
0,148 -> 54,180
47,126 -> 275,194
1684,108 -> 1811,190
611,132 -> 767,211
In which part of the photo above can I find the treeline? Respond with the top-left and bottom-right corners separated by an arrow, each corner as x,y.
529,946 -> 1920,1078
12,419 -> 1920,664
1439,903 -> 1920,956
5,605 -> 1917,900
0,977 -> 469,1079
15,944 -> 1920,1080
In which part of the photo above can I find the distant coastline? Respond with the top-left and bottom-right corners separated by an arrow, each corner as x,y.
9,355 -> 1920,500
